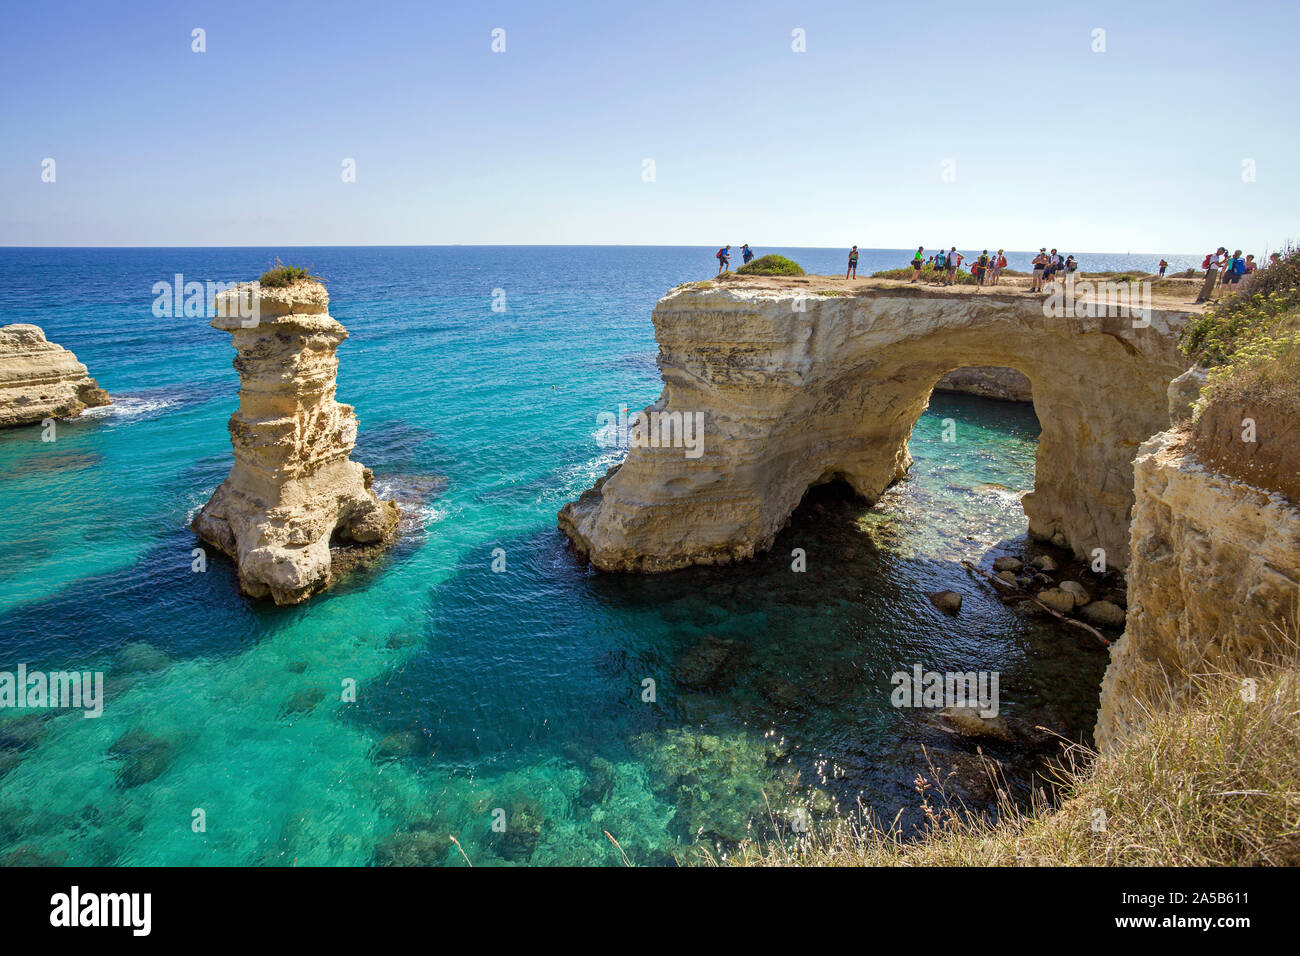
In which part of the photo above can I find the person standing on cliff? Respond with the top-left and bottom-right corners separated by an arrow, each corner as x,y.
910,247 -> 924,282
973,250 -> 989,291
1031,249 -> 1048,292
716,245 -> 731,275
945,247 -> 961,285
741,244 -> 754,265
846,246 -> 859,279
992,249 -> 1007,285
1157,258 -> 1168,277
1195,247 -> 1226,302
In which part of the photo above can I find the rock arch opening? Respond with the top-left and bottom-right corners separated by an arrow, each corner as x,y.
560,287 -> 1190,574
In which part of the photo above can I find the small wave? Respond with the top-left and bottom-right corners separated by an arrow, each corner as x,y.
81,395 -> 180,424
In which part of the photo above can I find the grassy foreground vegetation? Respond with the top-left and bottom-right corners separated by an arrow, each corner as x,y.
727,627 -> 1300,867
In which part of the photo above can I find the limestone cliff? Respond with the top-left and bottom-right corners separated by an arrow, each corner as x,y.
560,285 -> 1188,573
0,324 -> 110,428
934,366 -> 1032,402
191,280 -> 399,605
1094,427 -> 1300,750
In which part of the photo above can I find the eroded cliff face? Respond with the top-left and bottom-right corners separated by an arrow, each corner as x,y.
191,281 -> 399,605
934,366 -> 1032,402
0,324 -> 110,428
1095,428 -> 1300,750
560,286 -> 1188,573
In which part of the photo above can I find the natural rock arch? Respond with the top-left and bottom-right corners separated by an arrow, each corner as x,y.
560,285 -> 1191,572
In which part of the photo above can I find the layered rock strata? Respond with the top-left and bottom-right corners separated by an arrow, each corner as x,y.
0,324 -> 110,428
192,281 -> 399,605
560,286 -> 1189,572
1095,426 -> 1300,750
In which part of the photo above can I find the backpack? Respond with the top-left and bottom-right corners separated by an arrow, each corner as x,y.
1202,254 -> 1212,269
1233,257 -> 1246,275
717,249 -> 725,260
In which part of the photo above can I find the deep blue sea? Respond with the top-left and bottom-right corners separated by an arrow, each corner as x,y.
0,246 -> 1174,866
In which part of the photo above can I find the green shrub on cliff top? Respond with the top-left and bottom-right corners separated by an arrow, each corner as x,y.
735,254 -> 805,276
258,259 -> 323,288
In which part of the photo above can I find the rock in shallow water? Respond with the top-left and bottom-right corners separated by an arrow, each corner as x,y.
927,590 -> 963,613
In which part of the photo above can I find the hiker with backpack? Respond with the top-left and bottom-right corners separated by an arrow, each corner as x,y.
1195,247 -> 1226,302
973,250 -> 990,291
716,245 -> 731,275
847,246 -> 859,279
910,247 -> 924,282
741,244 -> 755,265
944,247 -> 962,286
1158,259 -> 1168,277
1221,250 -> 1248,293
989,249 -> 1007,286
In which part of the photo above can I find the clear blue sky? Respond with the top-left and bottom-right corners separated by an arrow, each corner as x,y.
2,0 -> 1296,252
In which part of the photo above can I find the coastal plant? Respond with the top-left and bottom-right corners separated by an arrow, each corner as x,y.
872,264 -> 975,285
735,254 -> 805,277
258,258 -> 324,288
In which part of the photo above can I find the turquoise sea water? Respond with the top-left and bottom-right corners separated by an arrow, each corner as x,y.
0,246 -> 1150,866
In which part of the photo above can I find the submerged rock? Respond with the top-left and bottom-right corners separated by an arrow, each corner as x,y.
671,634 -> 743,691
191,280 -> 400,605
108,730 -> 176,788
0,324 -> 110,428
115,642 -> 170,675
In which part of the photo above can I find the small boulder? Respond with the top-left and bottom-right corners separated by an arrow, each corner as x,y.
1059,581 -> 1091,606
996,570 -> 1018,585
1031,554 -> 1058,572
940,705 -> 1013,742
927,590 -> 962,613
992,556 -> 1023,573
1081,600 -> 1126,628
1037,588 -> 1077,613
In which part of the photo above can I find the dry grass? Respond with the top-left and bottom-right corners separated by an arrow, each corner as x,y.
727,626 -> 1300,867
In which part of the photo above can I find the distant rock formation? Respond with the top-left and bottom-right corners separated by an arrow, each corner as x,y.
191,280 -> 399,605
0,324 -> 110,428
934,366 -> 1032,403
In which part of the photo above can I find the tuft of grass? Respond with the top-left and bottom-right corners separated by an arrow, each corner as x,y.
728,624 -> 1300,867
735,254 -> 805,277
258,257 -> 323,288
872,264 -> 976,285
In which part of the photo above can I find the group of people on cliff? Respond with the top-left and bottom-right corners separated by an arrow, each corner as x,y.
1193,247 -> 1272,302
714,244 -> 755,273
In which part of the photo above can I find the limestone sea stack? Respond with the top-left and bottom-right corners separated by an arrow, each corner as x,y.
191,280 -> 399,605
0,324 -> 110,428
